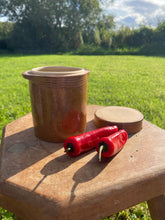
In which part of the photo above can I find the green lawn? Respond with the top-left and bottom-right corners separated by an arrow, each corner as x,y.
1,54 -> 165,219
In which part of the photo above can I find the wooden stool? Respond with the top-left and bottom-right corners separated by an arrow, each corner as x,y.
0,105 -> 165,220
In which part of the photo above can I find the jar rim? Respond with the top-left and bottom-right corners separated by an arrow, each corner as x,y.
28,66 -> 88,77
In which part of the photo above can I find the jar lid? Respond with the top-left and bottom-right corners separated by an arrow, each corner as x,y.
28,66 -> 88,77
94,106 -> 144,134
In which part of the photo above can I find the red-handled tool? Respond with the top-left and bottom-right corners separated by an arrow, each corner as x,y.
64,126 -> 118,156
96,129 -> 128,161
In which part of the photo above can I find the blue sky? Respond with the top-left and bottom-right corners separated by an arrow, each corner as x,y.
104,0 -> 165,28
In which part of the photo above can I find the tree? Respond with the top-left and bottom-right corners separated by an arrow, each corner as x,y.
94,26 -> 101,45
95,13 -> 115,47
0,0 -> 113,50
157,20 -> 165,32
0,21 -> 13,49
111,25 -> 131,48
0,22 -> 13,39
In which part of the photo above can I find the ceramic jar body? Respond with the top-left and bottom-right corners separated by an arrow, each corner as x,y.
23,66 -> 89,142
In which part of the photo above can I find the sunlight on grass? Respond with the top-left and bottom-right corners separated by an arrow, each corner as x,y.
1,54 -> 165,219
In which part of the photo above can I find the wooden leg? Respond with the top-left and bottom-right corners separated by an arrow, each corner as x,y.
14,216 -> 24,220
147,194 -> 165,220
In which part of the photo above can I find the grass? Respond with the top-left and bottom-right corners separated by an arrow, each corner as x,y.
1,54 -> 165,219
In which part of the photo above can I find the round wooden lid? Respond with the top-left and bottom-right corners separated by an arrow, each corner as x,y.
94,106 -> 144,134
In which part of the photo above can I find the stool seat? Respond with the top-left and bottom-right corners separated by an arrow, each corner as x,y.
0,105 -> 165,220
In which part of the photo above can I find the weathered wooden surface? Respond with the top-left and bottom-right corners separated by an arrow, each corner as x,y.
147,194 -> 165,220
0,105 -> 165,220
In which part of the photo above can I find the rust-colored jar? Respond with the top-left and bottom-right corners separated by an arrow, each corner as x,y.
22,66 -> 90,142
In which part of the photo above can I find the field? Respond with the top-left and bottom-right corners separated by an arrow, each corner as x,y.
0,54 -> 165,219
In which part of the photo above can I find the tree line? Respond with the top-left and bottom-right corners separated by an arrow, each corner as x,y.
0,0 -> 165,55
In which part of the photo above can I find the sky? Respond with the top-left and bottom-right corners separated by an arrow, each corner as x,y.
104,0 -> 165,28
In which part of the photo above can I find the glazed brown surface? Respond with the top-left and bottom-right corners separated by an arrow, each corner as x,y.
22,67 -> 89,142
